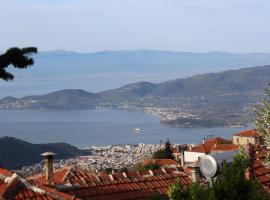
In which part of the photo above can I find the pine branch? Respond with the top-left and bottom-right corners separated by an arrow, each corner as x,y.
0,47 -> 37,81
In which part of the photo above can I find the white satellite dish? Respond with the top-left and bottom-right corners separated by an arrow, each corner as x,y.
200,155 -> 217,178
199,150 -> 238,178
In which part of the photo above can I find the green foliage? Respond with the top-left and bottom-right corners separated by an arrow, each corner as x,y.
168,152 -> 268,200
188,183 -> 210,200
132,163 -> 146,173
119,167 -> 128,173
132,163 -> 161,173
148,193 -> 167,200
145,163 -> 161,170
0,47 -> 37,81
103,168 -> 114,174
168,181 -> 189,200
153,139 -> 174,159
254,86 -> 270,149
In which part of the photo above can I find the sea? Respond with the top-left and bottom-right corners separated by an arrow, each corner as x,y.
0,109 -> 252,148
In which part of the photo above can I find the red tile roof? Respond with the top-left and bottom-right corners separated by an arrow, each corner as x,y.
251,145 -> 270,192
191,137 -> 232,153
234,129 -> 258,137
143,159 -> 180,167
0,167 -> 74,200
211,144 -> 239,152
30,167 -> 190,200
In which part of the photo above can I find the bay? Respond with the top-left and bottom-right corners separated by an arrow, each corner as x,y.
0,109 -> 251,148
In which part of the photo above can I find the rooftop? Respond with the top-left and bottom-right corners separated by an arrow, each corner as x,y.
0,168 -> 73,200
191,137 -> 232,153
251,145 -> 270,193
234,129 -> 258,137
29,166 -> 190,200
143,159 -> 180,167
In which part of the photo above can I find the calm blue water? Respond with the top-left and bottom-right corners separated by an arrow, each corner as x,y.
0,109 -> 251,148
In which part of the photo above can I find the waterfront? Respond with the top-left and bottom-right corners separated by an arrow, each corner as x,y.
0,109 -> 251,147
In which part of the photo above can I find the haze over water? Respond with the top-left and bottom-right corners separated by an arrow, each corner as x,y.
0,109 -> 250,148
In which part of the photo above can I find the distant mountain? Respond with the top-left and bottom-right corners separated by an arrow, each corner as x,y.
0,65 -> 270,127
31,50 -> 270,76
2,49 -> 270,98
1,65 -> 270,109
100,65 -> 270,100
0,137 -> 88,169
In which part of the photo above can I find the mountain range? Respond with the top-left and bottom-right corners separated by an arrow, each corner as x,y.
1,65 -> 269,127
2,49 -> 270,98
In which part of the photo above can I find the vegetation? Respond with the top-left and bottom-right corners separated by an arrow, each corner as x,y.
131,163 -> 161,173
168,152 -> 268,200
148,193 -> 168,200
0,47 -> 37,81
254,85 -> 270,165
153,139 -> 174,159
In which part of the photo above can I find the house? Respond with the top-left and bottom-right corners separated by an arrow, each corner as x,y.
143,159 -> 180,168
184,137 -> 238,163
233,129 -> 262,145
0,167 -> 73,200
23,152 -> 190,200
245,144 -> 270,193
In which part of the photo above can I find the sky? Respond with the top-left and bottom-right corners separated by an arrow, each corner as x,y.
1,0 -> 270,53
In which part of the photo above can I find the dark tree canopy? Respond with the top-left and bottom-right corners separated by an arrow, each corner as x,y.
153,139 -> 174,159
0,47 -> 37,81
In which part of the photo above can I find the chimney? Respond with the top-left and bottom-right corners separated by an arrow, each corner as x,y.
41,152 -> 56,186
180,149 -> 185,166
202,138 -> 205,144
190,166 -> 200,183
176,145 -> 180,153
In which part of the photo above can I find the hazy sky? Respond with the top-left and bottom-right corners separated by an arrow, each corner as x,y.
1,0 -> 270,53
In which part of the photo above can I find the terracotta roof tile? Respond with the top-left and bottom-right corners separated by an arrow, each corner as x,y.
30,166 -> 190,200
251,145 -> 270,192
234,129 -> 258,137
211,144 -> 239,151
191,137 -> 232,153
0,167 -> 75,200
143,159 -> 180,167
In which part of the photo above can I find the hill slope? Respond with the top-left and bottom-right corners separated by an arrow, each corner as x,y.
0,137 -> 88,169
1,65 -> 270,127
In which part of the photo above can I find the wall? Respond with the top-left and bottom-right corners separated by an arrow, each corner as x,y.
184,151 -> 205,163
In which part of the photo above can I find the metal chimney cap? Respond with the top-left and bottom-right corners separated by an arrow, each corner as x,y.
41,152 -> 56,157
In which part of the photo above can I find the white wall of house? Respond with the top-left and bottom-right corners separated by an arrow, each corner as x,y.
233,136 -> 257,145
184,151 -> 205,163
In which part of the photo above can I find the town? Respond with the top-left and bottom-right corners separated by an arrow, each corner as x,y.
19,143 -> 163,176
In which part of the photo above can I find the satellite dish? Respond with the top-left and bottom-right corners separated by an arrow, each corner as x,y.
200,155 -> 217,178
199,150 -> 238,178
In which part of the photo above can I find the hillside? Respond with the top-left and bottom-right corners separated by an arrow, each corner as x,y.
0,137 -> 88,169
0,65 -> 270,127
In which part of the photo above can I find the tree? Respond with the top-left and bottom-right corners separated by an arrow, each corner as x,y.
254,85 -> 270,165
153,139 -> 174,159
168,181 -> 189,200
131,163 -> 161,173
148,193 -> 168,200
164,139 -> 174,159
0,47 -> 37,81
